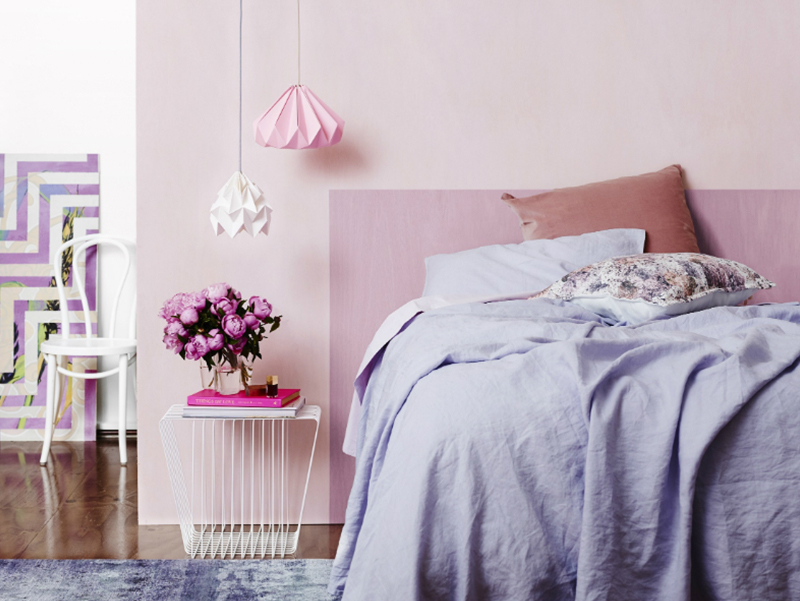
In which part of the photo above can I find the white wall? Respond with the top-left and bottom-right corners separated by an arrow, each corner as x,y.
0,0 -> 137,429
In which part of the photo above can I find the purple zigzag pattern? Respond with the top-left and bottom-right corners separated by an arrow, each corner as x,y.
1,155 -> 98,243
1,182 -> 100,263
0,154 -> 99,440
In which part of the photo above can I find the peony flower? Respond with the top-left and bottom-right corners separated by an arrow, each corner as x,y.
183,341 -> 200,360
203,282 -> 230,303
192,334 -> 209,356
249,296 -> 272,320
222,314 -> 247,339
184,336 -> 209,361
228,338 -> 246,355
188,292 -> 207,311
243,313 -> 260,330
163,333 -> 183,354
229,287 -> 242,300
180,307 -> 199,326
207,328 -> 225,351
159,293 -> 187,319
165,320 -> 187,336
175,293 -> 191,312
212,298 -> 235,316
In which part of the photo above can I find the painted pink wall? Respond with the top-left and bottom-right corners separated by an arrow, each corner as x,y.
137,1 -> 800,524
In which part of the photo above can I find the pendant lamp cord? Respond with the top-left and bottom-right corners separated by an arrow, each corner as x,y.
238,0 -> 243,173
297,0 -> 301,85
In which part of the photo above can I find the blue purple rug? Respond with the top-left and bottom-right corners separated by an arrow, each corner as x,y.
0,559 -> 338,600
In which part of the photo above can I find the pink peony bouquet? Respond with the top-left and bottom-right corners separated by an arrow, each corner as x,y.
159,282 -> 280,370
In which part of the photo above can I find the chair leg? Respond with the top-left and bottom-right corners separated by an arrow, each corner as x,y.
131,357 -> 137,404
39,354 -> 57,466
54,355 -> 66,416
118,354 -> 128,465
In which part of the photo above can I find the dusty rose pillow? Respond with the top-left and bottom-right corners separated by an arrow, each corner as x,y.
502,165 -> 699,254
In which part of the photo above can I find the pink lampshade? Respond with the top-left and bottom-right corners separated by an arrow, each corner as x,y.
253,84 -> 344,150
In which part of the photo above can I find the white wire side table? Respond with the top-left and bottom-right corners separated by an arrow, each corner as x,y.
159,403 -> 321,559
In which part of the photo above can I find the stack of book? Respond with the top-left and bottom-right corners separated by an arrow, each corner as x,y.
183,388 -> 305,418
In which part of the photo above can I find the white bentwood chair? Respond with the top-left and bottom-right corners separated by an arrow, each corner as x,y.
39,234 -> 136,466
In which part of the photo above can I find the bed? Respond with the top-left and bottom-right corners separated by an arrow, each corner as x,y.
328,174 -> 800,600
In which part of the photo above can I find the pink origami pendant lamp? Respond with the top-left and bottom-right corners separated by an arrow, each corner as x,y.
253,0 -> 344,149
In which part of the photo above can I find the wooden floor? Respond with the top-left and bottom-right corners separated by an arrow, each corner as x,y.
0,437 -> 342,560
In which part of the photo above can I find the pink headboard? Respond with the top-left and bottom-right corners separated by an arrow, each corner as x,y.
329,189 -> 800,521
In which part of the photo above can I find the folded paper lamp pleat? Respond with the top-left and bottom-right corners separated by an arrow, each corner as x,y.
253,84 -> 344,149
210,171 -> 273,238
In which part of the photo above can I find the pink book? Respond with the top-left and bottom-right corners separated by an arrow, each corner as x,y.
187,388 -> 301,408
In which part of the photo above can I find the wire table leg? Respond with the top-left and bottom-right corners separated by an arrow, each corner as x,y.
160,404 -> 320,559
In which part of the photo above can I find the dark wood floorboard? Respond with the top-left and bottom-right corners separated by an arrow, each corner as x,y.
0,439 -> 342,560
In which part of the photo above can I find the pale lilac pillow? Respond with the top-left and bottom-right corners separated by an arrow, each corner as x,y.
533,253 -> 775,324
423,228 -> 645,298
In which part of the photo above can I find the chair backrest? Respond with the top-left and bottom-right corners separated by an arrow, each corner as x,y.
52,234 -> 136,340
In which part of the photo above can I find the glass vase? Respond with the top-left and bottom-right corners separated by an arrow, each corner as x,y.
215,364 -> 242,396
199,364 -> 216,390
199,362 -> 249,395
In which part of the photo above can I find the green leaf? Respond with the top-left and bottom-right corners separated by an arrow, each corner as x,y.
37,322 -> 50,346
7,354 -> 26,385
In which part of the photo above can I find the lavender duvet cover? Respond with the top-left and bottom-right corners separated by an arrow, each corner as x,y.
330,300 -> 800,600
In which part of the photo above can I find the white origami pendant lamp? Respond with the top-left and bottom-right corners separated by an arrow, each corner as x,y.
253,0 -> 344,150
211,0 -> 272,238
210,171 -> 271,238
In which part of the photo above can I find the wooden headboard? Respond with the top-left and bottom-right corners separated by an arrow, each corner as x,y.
329,189 -> 800,521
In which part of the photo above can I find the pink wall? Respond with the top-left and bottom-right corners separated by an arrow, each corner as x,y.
137,1 -> 800,524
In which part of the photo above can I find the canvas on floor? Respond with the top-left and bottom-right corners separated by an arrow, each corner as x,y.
0,153 -> 99,441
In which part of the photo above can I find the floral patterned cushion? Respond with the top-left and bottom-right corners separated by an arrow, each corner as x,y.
532,253 -> 774,324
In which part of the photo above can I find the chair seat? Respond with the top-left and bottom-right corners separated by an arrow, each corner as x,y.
41,336 -> 137,357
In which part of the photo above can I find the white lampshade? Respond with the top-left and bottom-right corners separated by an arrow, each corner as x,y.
210,171 -> 272,238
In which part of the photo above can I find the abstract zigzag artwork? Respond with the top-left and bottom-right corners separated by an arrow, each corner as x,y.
0,154 -> 99,441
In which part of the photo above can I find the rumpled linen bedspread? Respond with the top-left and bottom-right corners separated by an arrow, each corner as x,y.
329,300 -> 800,600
